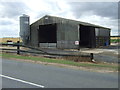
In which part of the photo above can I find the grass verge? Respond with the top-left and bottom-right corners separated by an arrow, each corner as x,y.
111,39 -> 120,43
0,53 -> 118,71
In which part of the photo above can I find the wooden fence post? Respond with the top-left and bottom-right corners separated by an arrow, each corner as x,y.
17,41 -> 20,55
90,53 -> 94,61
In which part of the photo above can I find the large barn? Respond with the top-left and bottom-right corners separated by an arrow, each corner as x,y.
21,15 -> 111,49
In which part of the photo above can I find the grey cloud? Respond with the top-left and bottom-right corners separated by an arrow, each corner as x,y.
0,20 -> 13,25
35,11 -> 48,19
35,1 -> 61,19
118,2 -> 120,19
0,2 -> 29,18
0,25 -> 19,37
68,2 -> 118,19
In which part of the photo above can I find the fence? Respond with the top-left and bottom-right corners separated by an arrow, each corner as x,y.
0,41 -> 94,61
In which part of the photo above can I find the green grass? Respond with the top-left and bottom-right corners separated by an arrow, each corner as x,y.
111,39 -> 120,43
0,53 -> 118,70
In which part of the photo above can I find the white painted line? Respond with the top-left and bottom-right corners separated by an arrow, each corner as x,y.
0,74 -> 44,88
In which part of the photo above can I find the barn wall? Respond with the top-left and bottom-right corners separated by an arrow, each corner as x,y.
30,24 -> 39,47
95,28 -> 111,47
95,28 -> 110,36
57,23 -> 79,49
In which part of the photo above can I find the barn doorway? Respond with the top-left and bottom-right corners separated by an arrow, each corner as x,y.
38,23 -> 57,48
79,25 -> 96,48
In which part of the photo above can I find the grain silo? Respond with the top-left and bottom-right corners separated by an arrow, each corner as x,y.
20,14 -> 30,45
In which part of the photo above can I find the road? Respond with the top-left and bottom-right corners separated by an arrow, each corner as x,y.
1,58 -> 118,88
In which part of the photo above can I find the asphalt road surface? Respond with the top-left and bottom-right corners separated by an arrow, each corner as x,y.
1,58 -> 118,88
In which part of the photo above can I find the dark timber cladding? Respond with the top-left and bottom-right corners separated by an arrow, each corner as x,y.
30,15 -> 111,49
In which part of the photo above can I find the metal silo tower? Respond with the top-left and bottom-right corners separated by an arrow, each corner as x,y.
20,14 -> 30,45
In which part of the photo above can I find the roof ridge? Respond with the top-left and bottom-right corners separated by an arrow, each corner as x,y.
31,14 -> 111,30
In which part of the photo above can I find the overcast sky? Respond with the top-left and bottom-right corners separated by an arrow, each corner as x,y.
0,0 -> 119,38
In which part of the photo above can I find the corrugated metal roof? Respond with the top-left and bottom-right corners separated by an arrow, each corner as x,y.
31,15 -> 111,30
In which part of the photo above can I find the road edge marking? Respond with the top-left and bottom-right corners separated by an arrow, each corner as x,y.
0,74 -> 45,88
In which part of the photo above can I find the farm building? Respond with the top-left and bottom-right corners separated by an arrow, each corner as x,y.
20,15 -> 111,49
